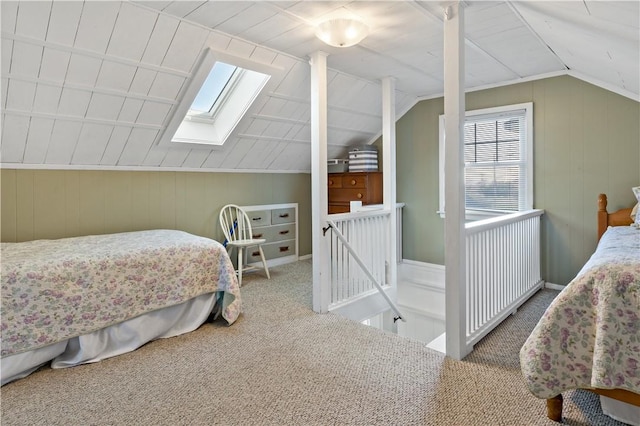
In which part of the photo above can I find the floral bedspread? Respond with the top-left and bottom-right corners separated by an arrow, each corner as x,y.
520,226 -> 640,399
1,230 -> 240,357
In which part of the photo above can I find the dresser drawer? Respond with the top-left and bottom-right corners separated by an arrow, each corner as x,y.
264,240 -> 295,259
245,209 -> 270,227
252,223 -> 295,242
329,203 -> 350,214
247,240 -> 295,262
271,207 -> 295,224
328,175 -> 343,188
341,174 -> 367,189
329,188 -> 370,203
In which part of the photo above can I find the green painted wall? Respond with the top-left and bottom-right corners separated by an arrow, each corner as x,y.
0,169 -> 312,257
395,75 -> 639,285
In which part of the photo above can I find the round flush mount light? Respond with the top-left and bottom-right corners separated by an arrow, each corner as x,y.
315,18 -> 369,48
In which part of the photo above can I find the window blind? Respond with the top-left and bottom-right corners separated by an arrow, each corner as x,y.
463,110 -> 526,212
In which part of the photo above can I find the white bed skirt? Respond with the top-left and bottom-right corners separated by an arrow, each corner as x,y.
600,396 -> 640,426
2,293 -> 217,386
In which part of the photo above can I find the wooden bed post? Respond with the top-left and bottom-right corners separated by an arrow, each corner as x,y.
546,395 -> 563,422
597,193 -> 608,242
542,195 -> 638,423
597,193 -> 634,242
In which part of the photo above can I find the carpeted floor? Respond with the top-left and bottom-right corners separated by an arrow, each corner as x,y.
0,260 -> 627,425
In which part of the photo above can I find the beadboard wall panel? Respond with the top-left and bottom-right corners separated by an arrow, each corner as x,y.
0,169 -> 312,258
395,75 -> 639,286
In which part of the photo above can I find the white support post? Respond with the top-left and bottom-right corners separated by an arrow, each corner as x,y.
381,77 -> 398,327
443,2 -> 470,360
310,51 -> 330,313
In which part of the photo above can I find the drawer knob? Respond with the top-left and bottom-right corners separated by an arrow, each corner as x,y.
279,213 -> 289,218
251,251 -> 260,256
357,193 -> 363,199
252,217 -> 261,221
253,233 -> 263,238
351,179 -> 356,185
279,230 -> 289,235
329,180 -> 334,186
279,246 -> 289,252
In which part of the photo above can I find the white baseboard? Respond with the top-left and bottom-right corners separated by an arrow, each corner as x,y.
544,282 -> 565,291
298,254 -> 312,261
248,254 -> 297,268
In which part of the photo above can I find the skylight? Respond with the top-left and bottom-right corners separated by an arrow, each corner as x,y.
161,49 -> 272,148
189,62 -> 237,114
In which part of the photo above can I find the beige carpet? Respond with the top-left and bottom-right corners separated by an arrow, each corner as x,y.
0,260 -> 627,425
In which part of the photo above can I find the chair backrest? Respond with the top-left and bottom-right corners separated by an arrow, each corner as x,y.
219,204 -> 254,244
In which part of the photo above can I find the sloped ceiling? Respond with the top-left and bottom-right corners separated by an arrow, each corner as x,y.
1,1 -> 638,173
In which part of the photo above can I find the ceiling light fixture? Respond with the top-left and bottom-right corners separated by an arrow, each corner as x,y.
315,18 -> 369,48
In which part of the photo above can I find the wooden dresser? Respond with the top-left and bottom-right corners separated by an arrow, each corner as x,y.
328,172 -> 382,214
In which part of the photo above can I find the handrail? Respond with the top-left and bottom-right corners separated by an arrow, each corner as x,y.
328,209 -> 391,221
328,202 -> 406,220
465,209 -> 544,235
326,219 -> 405,322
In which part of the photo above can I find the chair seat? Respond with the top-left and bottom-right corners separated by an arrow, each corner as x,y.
227,238 -> 266,247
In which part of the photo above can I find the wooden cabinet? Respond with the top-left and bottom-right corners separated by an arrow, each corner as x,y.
328,172 -> 382,214
240,203 -> 298,267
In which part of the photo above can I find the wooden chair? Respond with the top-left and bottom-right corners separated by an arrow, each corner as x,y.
219,204 -> 270,286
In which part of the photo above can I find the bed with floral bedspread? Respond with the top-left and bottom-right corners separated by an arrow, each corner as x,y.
1,230 -> 240,360
520,225 -> 640,400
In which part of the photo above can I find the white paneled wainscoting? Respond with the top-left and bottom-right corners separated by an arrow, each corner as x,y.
363,209 -> 546,354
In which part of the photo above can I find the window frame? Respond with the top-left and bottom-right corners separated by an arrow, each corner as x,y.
438,102 -> 534,220
158,48 -> 277,149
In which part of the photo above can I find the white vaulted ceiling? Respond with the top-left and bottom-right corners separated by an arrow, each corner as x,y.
1,1 -> 638,172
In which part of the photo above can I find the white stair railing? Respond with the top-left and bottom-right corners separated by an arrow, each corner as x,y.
464,209 -> 544,347
326,207 -> 405,321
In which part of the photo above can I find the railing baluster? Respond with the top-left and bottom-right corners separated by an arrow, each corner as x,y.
464,210 -> 544,347
327,210 -> 397,308
329,209 -> 542,349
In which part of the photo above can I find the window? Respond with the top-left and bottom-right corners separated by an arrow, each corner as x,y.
439,103 -> 533,219
189,62 -> 237,114
160,49 -> 272,148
